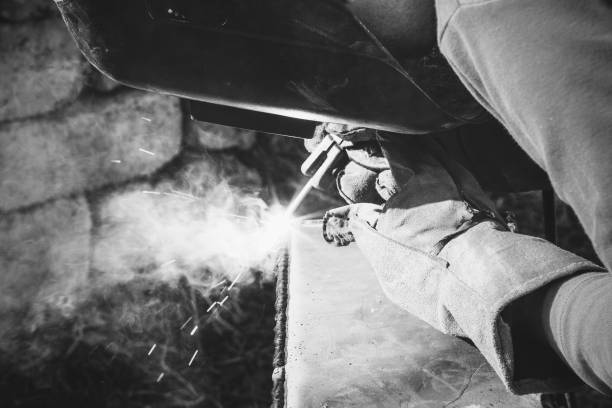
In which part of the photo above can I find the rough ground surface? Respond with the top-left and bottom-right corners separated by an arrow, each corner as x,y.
0,275 -> 276,408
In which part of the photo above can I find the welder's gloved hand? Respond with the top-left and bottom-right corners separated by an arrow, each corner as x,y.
325,134 -> 603,394
305,123 -> 391,204
304,123 -> 378,153
327,133 -> 504,254
322,203 -> 381,246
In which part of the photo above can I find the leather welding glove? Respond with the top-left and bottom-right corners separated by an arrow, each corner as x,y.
305,123 -> 391,204
324,133 -> 603,394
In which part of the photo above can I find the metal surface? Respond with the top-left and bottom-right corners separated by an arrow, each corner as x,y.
273,249 -> 290,408
283,223 -> 541,407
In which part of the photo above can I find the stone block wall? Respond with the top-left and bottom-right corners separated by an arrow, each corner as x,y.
0,0 -> 325,338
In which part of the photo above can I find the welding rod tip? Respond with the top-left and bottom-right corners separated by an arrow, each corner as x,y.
285,180 -> 314,216
180,317 -> 193,330
188,350 -> 199,366
147,343 -> 157,356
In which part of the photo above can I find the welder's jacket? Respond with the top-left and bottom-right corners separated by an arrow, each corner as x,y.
430,0 -> 612,395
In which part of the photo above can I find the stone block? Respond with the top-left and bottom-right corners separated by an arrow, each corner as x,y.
0,91 -> 182,211
0,0 -> 57,22
0,196 -> 90,325
185,120 -> 257,151
0,18 -> 86,121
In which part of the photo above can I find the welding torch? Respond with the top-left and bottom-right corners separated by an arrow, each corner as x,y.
285,133 -> 351,215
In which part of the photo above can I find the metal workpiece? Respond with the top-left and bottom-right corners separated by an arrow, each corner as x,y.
280,223 -> 540,408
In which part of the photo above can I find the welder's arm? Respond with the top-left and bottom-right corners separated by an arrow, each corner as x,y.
507,272 -> 612,395
543,274 -> 612,395
434,0 -> 612,395
323,135 -> 608,395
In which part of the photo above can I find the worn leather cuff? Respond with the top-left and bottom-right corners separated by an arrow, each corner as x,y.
439,222 -> 604,394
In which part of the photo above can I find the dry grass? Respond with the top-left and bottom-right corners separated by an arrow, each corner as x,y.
0,271 -> 276,408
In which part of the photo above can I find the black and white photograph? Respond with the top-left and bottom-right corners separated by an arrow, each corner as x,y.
0,0 -> 611,407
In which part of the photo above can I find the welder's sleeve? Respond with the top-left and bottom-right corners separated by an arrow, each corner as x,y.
435,0 -> 612,395
351,214 -> 606,395
542,273 -> 612,395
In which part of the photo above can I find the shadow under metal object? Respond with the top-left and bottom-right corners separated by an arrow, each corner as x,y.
55,0 -> 486,136
55,0 -> 551,194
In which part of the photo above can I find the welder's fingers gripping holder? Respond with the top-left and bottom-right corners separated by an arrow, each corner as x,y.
301,125 -> 389,199
322,208 -> 354,246
300,131 -> 351,192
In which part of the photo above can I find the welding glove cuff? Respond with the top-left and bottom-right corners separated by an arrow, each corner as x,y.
326,133 -> 604,393
351,214 -> 602,394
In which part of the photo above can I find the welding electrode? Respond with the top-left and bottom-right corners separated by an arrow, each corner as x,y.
285,134 -> 349,216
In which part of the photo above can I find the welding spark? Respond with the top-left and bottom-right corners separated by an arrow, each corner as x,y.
160,259 -> 176,268
254,204 -> 297,253
211,279 -> 227,289
206,294 -> 231,312
170,189 -> 198,200
218,211 -> 251,220
162,192 -> 197,201
110,159 -> 122,164
147,343 -> 157,356
140,189 -> 203,202
188,350 -> 199,366
227,271 -> 243,292
138,148 -> 156,156
190,325 -> 198,336
156,372 -> 165,382
141,117 -> 152,122
180,317 -> 193,330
